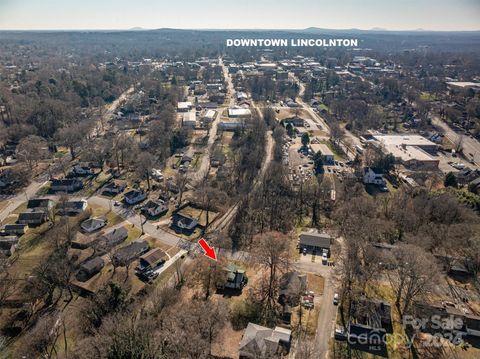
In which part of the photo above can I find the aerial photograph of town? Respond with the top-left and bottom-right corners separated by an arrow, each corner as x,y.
0,0 -> 479,358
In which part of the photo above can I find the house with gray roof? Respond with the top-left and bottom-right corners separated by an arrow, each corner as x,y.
298,230 -> 332,255
239,323 -> 292,359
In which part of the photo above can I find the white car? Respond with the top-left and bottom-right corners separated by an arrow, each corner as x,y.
333,293 -> 339,305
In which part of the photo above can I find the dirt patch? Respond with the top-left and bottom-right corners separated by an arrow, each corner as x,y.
307,273 -> 325,295
211,321 -> 243,359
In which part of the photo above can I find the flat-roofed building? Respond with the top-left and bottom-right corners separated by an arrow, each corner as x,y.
177,101 -> 192,112
182,111 -> 196,128
446,81 -> 480,91
202,109 -> 217,124
372,134 -> 439,171
228,108 -> 252,118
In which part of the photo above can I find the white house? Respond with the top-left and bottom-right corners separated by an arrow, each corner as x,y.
141,200 -> 168,217
363,167 -> 385,185
80,217 -> 107,233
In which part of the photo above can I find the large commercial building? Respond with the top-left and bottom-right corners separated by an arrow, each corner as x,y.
228,108 -> 252,118
372,134 -> 439,171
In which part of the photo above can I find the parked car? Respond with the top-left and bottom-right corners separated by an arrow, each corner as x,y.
333,293 -> 339,305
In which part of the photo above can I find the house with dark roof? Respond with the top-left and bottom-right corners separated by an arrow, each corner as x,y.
50,178 -> 83,193
91,227 -> 128,254
27,198 -> 54,212
102,180 -> 127,195
70,164 -> 93,177
298,230 -> 331,255
57,199 -> 88,215
137,248 -> 167,271
346,297 -> 392,357
112,240 -> 149,267
278,272 -> 307,306
216,264 -> 247,291
171,213 -> 198,234
141,200 -> 168,218
76,257 -> 105,282
1,223 -> 28,236
0,236 -> 19,256
411,302 -> 480,340
80,217 -> 107,233
123,189 -> 147,205
239,323 -> 292,359
17,211 -> 48,226
285,116 -> 305,127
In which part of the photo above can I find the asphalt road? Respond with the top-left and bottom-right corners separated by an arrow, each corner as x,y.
432,115 -> 480,166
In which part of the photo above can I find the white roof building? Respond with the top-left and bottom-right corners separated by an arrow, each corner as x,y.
228,108 -> 252,118
182,111 -> 196,128
177,101 -> 193,112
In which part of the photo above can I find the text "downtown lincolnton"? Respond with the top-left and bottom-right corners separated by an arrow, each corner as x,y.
226,38 -> 359,47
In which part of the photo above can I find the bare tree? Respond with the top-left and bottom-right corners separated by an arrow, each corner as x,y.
253,231 -> 292,325
16,135 -> 49,169
386,243 -> 439,317
135,151 -> 156,191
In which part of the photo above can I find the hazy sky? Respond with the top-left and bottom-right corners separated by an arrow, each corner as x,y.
0,0 -> 479,31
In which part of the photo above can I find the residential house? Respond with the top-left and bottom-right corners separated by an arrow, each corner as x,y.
216,264 -> 247,291
141,200 -> 168,218
102,180 -> 127,196
73,226 -> 128,251
50,179 -> 83,193
70,164 -> 93,177
58,199 -> 88,215
363,167 -> 385,186
76,257 -> 105,282
27,198 -> 54,212
17,212 -> 48,226
285,116 -> 305,127
80,217 -> 107,233
278,272 -> 307,306
346,297 -> 392,356
124,190 -> 147,205
298,230 -> 332,255
137,248 -> 167,271
1,224 -> 28,236
239,323 -> 292,359
171,213 -> 198,234
112,239 -> 149,266
0,236 -> 19,257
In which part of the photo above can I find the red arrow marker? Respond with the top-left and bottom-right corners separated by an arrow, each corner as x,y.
198,238 -> 217,261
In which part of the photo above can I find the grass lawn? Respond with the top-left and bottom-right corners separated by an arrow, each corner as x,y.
320,139 -> 345,160
12,202 -> 27,214
89,204 -> 124,226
